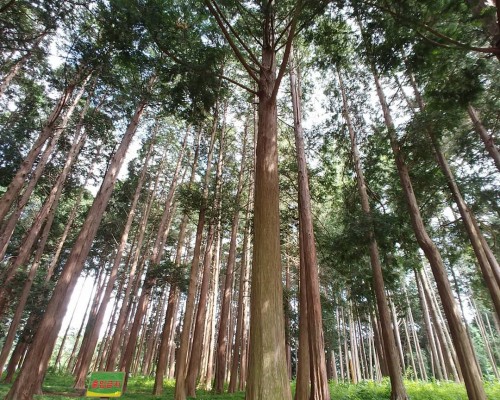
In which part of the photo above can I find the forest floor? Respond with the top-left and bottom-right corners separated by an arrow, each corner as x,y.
0,374 -> 499,399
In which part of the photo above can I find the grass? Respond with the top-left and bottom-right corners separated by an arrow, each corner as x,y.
0,374 -> 499,399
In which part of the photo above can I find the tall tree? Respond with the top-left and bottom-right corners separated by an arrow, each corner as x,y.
4,74 -> 155,400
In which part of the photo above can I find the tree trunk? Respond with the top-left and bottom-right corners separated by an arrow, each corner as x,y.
467,104 -> 500,172
214,125 -> 247,393
119,159 -> 174,388
0,71 -> 90,224
406,74 -> 500,316
201,228 -> 223,390
0,32 -> 47,97
289,45 -> 330,400
66,277 -> 97,374
369,61 -> 486,399
187,107 -> 226,395
228,181 -> 254,393
295,226 -> 310,400
153,128 -> 200,394
338,67 -> 408,399
4,88 -> 150,400
174,111 -> 218,400
72,132 -> 156,389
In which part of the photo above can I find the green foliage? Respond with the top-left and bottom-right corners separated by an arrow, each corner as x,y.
2,374 -> 500,399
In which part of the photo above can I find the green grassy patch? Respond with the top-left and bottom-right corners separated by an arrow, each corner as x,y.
0,374 -> 499,399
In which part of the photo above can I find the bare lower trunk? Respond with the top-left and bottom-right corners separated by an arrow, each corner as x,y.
4,93 -> 149,400
406,75 -> 500,317
370,64 -> 486,399
175,117 -> 218,400
245,68 -> 291,400
214,126 -> 247,393
295,226 -> 310,400
187,124 -> 226,393
228,184 -> 253,393
290,46 -> 329,400
73,134 -> 155,389
338,68 -> 407,399
153,129 -> 200,395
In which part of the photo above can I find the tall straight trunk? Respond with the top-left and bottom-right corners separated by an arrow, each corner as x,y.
214,125 -> 247,393
471,298 -> 500,379
111,141 -> 168,373
389,300 -> 406,372
66,277 -> 98,374
338,68 -> 407,399
0,78 -> 89,270
467,104 -> 500,171
238,194 -> 252,392
289,45 -> 329,399
142,293 -> 166,375
119,152 -> 172,389
151,128 -> 190,265
284,258 -> 292,379
5,88 -> 151,400
341,307 -> 350,382
0,130 -> 86,372
201,228 -> 223,390
96,282 -> 122,371
153,129 -> 201,395
175,112 -> 218,400
53,278 -> 88,369
2,341 -> 27,383
371,312 -> 388,377
72,133 -> 156,389
338,310 -> 345,381
421,268 -> 464,382
228,182 -> 254,393
295,226 -> 310,400
414,268 -> 443,380
186,108 -> 226,395
0,71 -> 90,224
105,193 -> 158,370
206,3 -> 299,398
120,274 -> 153,386
405,289 -> 428,381
369,60 -> 486,399
401,316 -> 417,380
405,75 -> 500,315
348,305 -> 359,383
185,222 -> 218,394
72,258 -> 110,376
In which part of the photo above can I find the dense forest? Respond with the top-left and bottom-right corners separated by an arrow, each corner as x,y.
0,1 -> 499,400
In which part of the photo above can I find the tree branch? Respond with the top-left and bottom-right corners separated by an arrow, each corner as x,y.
211,0 -> 263,69
366,0 -> 500,56
272,3 -> 301,100
205,0 -> 260,83
217,73 -> 258,95
152,33 -> 257,95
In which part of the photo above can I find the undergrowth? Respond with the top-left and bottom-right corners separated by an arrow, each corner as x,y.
0,373 -> 499,399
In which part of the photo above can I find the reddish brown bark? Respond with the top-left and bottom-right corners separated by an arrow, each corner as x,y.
0,71 -> 90,224
370,62 -> 486,399
153,129 -> 201,395
4,87 -> 150,400
290,46 -> 329,400
214,126 -> 247,393
175,113 -> 218,400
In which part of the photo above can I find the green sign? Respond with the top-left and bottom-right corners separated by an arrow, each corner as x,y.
86,371 -> 125,398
